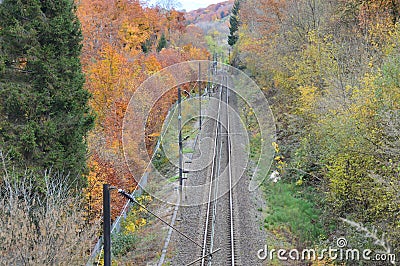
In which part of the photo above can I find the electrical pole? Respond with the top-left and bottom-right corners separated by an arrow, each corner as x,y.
103,184 -> 111,266
199,62 -> 201,131
178,87 -> 183,188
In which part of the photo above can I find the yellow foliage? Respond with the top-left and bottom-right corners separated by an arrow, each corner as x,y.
368,20 -> 396,49
311,258 -> 337,265
85,154 -> 106,218
122,195 -> 152,235
298,85 -> 320,114
125,221 -> 136,234
148,132 -> 160,138
272,142 -> 287,172
143,54 -> 162,75
87,44 -> 139,122
119,20 -> 150,52
135,218 -> 146,227
272,142 -> 279,153
295,178 -> 303,186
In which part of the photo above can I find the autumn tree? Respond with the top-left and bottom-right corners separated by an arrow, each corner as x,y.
76,0 -> 208,221
176,24 -> 208,50
0,0 -> 94,185
236,0 -> 400,252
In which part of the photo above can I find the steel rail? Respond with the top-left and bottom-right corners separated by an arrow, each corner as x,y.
209,84 -> 224,265
226,77 -> 236,266
201,83 -> 223,266
200,74 -> 237,266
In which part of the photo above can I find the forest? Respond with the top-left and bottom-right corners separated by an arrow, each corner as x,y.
231,0 -> 400,257
0,0 -> 209,263
0,0 -> 399,264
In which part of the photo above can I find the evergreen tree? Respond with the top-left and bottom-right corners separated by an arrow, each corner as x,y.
228,0 -> 240,46
141,38 -> 152,53
157,33 -> 167,52
0,0 -> 94,185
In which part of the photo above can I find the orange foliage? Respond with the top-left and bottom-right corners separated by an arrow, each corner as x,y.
182,44 -> 210,60
142,53 -> 162,75
77,0 -> 209,220
347,0 -> 400,26
85,153 -> 130,220
87,44 -> 140,120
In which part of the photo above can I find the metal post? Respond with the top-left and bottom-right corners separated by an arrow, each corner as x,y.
213,53 -> 217,76
207,55 -> 211,94
178,87 -> 183,187
103,184 -> 111,266
198,62 -> 201,131
212,54 -> 215,75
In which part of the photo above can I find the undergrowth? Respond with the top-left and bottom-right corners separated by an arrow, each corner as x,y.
263,181 -> 326,245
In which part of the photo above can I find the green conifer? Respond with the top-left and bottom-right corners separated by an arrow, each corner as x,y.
0,0 -> 94,185
228,0 -> 240,46
157,33 -> 167,52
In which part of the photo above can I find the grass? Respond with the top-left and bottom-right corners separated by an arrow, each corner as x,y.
167,175 -> 179,183
236,97 -> 328,246
182,121 -> 198,140
112,233 -> 138,257
182,147 -> 194,154
263,181 -> 326,245
111,194 -> 166,264
152,146 -> 176,176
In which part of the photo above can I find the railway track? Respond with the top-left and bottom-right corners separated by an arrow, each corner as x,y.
173,66 -> 266,266
200,75 -> 237,266
170,62 -> 267,266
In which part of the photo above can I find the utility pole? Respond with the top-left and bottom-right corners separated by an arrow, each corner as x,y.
207,55 -> 211,94
178,87 -> 183,188
213,53 -> 218,76
198,62 -> 202,131
103,184 -> 111,266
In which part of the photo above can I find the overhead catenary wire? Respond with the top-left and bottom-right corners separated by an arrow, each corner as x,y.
89,100 -> 181,266
118,189 -> 204,250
